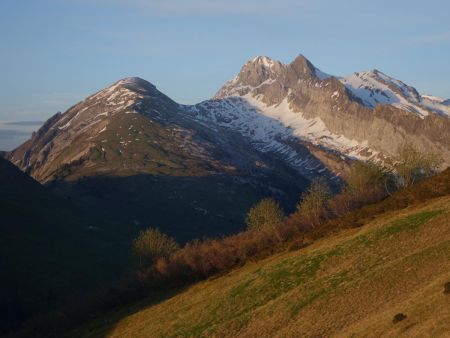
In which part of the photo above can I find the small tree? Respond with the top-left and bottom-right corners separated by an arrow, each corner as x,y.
297,177 -> 332,227
245,198 -> 285,231
328,162 -> 388,217
393,142 -> 442,188
132,227 -> 179,268
347,161 -> 386,194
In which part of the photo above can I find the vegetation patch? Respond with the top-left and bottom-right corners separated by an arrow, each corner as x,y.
229,278 -> 255,298
444,282 -> 450,294
373,209 -> 445,238
338,209 -> 445,253
393,313 -> 407,324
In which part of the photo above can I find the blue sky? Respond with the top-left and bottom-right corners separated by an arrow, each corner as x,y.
0,0 -> 449,149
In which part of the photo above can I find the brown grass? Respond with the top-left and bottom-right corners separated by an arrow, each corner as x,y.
72,196 -> 450,337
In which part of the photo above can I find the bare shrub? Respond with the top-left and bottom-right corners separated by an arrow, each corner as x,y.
132,228 -> 180,268
347,161 -> 387,194
245,198 -> 285,231
393,142 -> 442,188
296,177 -> 332,227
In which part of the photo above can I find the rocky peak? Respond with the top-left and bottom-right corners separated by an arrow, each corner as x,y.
249,56 -> 280,68
287,54 -> 318,79
236,56 -> 285,87
214,54 -> 330,99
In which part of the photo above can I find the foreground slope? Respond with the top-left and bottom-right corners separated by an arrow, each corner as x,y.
74,195 -> 450,337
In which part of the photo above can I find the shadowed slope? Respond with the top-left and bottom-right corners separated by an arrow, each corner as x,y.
0,158 -> 129,333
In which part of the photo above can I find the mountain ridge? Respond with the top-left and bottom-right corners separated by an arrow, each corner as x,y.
8,54 -> 450,187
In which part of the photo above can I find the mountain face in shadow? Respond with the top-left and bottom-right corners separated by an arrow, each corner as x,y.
0,157 -> 137,332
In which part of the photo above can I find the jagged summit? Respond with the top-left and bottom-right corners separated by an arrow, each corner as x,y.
247,54 -> 316,70
214,54 -> 330,99
244,54 -> 324,80
289,54 -> 318,78
235,55 -> 285,87
217,54 -> 448,119
248,56 -> 281,69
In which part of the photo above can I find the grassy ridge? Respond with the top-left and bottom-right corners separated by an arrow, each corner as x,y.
71,195 -> 450,337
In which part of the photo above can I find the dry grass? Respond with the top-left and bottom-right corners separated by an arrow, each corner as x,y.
71,196 -> 450,338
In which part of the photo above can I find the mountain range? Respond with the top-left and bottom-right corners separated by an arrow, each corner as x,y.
5,54 -> 450,240
9,54 -> 450,181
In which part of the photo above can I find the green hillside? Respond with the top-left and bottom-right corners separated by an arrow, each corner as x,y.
72,195 -> 450,337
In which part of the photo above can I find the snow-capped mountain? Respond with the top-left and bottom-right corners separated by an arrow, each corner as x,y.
9,54 -> 450,186
195,54 -> 449,168
341,70 -> 450,118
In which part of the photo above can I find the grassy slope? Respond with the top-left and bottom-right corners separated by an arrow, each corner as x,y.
73,195 -> 450,338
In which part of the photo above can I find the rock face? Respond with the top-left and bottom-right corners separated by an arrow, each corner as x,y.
209,55 -> 450,167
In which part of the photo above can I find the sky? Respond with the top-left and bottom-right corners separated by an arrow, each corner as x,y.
0,0 -> 449,149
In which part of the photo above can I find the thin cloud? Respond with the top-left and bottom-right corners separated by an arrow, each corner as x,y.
40,91 -> 85,106
0,91 -> 86,121
407,32 -> 450,45
69,0 -> 313,17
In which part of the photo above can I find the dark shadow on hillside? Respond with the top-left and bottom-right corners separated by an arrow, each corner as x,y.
1,163 -> 309,335
69,285 -> 189,338
49,172 -> 308,244
0,158 -> 132,334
